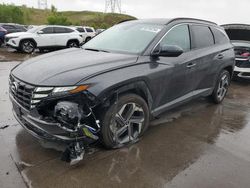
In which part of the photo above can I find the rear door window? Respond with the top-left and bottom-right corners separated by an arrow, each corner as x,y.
54,27 -> 74,33
190,25 -> 214,49
160,24 -> 191,52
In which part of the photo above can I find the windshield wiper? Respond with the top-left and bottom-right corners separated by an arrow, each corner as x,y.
83,48 -> 110,53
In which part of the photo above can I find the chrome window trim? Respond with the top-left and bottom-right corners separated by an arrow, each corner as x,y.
151,23 -> 189,54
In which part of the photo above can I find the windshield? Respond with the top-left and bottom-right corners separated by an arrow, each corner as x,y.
83,22 -> 164,54
27,26 -> 41,33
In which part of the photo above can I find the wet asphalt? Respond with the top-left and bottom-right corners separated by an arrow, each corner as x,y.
0,47 -> 250,188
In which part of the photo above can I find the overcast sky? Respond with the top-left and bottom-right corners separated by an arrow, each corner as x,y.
1,0 -> 249,24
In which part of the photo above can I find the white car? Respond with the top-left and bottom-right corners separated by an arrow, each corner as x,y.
74,26 -> 96,43
5,25 -> 84,53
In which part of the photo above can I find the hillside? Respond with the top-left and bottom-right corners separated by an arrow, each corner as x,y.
20,7 -> 136,28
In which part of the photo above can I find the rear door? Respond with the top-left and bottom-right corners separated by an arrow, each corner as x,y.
189,25 -> 219,91
53,27 -> 74,46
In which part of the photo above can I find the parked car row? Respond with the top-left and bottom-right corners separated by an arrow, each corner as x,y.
5,25 -> 84,53
0,23 -> 27,47
1,23 -> 105,53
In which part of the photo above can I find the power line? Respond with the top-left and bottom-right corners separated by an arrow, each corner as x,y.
38,0 -> 48,9
105,0 -> 121,13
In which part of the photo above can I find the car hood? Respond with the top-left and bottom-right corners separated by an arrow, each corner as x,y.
6,32 -> 30,37
11,48 -> 139,86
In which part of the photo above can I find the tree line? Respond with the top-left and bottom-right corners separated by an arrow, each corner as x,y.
0,4 -> 70,25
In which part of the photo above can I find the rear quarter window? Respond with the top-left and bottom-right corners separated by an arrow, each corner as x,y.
85,28 -> 94,32
210,27 -> 229,44
190,25 -> 214,49
76,28 -> 85,32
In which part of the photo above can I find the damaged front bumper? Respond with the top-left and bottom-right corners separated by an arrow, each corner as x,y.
10,93 -> 99,143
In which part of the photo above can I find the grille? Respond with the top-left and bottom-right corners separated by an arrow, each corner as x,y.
9,76 -> 53,110
9,76 -> 35,110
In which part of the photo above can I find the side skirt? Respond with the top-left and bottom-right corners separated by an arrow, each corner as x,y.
151,88 -> 212,117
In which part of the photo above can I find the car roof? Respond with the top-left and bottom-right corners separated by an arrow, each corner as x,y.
123,18 -> 217,26
222,24 -> 250,30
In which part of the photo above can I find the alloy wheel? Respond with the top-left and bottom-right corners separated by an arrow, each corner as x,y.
217,74 -> 229,101
110,103 -> 145,145
22,41 -> 35,53
68,42 -> 78,48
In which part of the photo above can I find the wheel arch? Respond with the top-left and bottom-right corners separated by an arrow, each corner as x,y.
66,39 -> 80,47
223,65 -> 234,79
97,80 -> 153,112
19,38 -> 37,48
85,37 -> 91,42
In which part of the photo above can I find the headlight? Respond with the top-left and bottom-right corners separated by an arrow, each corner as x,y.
52,85 -> 89,95
34,85 -> 89,97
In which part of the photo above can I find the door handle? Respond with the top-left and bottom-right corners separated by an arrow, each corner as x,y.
186,63 -> 196,68
217,54 -> 224,59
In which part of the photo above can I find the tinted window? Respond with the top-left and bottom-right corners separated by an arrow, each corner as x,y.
224,29 -> 250,41
211,27 -> 229,44
15,25 -> 27,31
76,28 -> 85,32
191,25 -> 214,49
2,25 -> 15,30
160,24 -> 190,51
54,27 -> 73,33
41,27 -> 53,34
85,28 -> 94,32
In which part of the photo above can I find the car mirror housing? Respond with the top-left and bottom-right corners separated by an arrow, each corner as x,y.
37,30 -> 44,34
152,44 -> 184,57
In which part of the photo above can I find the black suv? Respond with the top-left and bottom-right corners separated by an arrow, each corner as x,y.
9,18 -> 235,164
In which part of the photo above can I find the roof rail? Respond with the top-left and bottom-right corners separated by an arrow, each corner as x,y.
168,17 -> 217,25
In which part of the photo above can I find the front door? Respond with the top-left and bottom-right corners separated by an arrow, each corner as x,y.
35,27 -> 55,47
153,24 -> 197,107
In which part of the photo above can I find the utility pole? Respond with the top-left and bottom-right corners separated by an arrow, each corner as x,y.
105,0 -> 121,14
38,0 -> 48,9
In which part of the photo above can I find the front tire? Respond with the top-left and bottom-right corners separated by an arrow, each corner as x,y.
210,70 -> 230,104
20,40 -> 35,53
101,94 -> 149,149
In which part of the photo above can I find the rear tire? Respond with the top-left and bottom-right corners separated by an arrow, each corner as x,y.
67,40 -> 79,48
100,94 -> 149,149
85,37 -> 91,43
210,70 -> 230,104
20,40 -> 35,53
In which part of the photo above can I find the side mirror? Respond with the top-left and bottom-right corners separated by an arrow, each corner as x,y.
37,30 -> 44,34
152,44 -> 184,57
